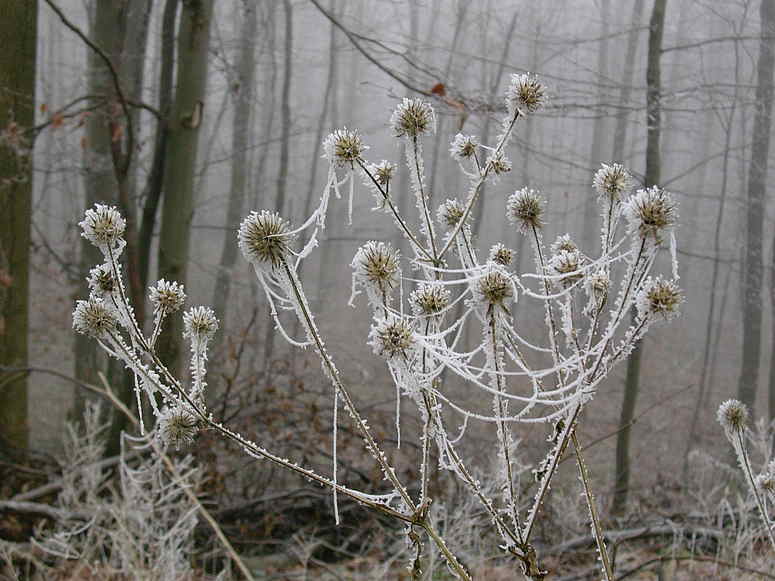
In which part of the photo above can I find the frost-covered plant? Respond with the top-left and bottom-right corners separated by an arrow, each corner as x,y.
717,399 -> 775,552
29,403 -> 205,580
73,72 -> 683,580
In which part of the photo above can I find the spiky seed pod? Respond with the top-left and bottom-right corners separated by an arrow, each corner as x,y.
449,133 -> 480,161
390,98 -> 436,138
505,73 -> 545,116
183,306 -> 219,341
586,270 -> 610,300
486,152 -> 512,176
371,160 -> 396,186
322,128 -> 367,166
507,188 -> 544,233
593,163 -> 633,201
437,199 -> 466,229
149,279 -> 186,314
157,406 -> 199,449
72,298 -> 117,338
476,268 -> 514,307
87,263 -> 117,299
370,318 -> 416,360
352,241 -> 401,295
636,277 -> 682,321
550,234 -> 578,255
549,249 -> 584,284
238,210 -> 294,269
717,399 -> 748,434
625,186 -> 677,241
489,243 -> 513,266
79,204 -> 126,251
411,283 -> 451,318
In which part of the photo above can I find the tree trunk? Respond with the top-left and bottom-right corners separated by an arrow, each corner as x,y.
0,0 -> 36,454
740,0 -> 775,413
611,0 -> 645,160
612,0 -> 667,516
157,0 -> 215,376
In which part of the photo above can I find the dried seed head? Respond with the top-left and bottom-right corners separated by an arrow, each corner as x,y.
149,279 -> 186,314
449,133 -> 480,161
636,276 -> 682,321
79,204 -> 126,252
489,243 -> 513,266
411,283 -> 451,318
507,188 -> 544,233
371,160 -> 396,186
550,234 -> 578,255
87,263 -> 117,299
238,210 -> 294,269
625,186 -> 677,241
183,306 -> 219,341
755,471 -> 775,495
593,163 -> 633,201
437,199 -> 466,229
72,298 -> 117,338
158,406 -> 199,449
370,318 -> 416,360
323,128 -> 367,166
476,267 -> 514,307
717,399 -> 748,434
506,73 -> 545,116
586,269 -> 610,299
390,98 -> 436,138
549,249 -> 584,284
486,152 -> 512,176
352,241 -> 401,295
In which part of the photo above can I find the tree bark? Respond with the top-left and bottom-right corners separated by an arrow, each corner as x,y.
740,0 -> 775,413
0,0 -> 37,454
612,0 -> 667,516
157,0 -> 215,376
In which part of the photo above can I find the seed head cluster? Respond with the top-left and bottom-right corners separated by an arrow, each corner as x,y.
437,199 -> 466,229
411,283 -> 451,318
323,128 -> 366,166
486,152 -> 512,176
158,406 -> 199,449
371,318 -> 415,360
717,399 -> 748,434
593,163 -> 632,201
449,133 -> 480,161
507,188 -> 544,233
72,298 -> 117,338
489,243 -> 513,266
476,268 -> 514,307
390,98 -> 436,138
352,241 -> 401,295
149,279 -> 186,314
238,210 -> 293,269
636,277 -> 682,320
549,249 -> 584,284
506,73 -> 545,116
625,186 -> 677,241
87,263 -> 117,299
183,306 -> 219,341
79,203 -> 126,251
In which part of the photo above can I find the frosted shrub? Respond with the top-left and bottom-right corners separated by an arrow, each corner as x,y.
73,72 -> 683,580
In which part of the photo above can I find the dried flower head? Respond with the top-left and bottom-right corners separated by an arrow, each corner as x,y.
636,277 -> 682,320
449,133 -> 480,161
370,317 -> 416,360
755,471 -> 775,496
371,160 -> 396,186
390,98 -> 436,138
352,241 -> 401,295
79,204 -> 126,252
489,243 -> 513,266
158,406 -> 199,449
149,279 -> 186,314
87,263 -> 118,299
183,306 -> 219,341
550,234 -> 578,255
437,199 -> 466,229
475,267 -> 514,307
323,128 -> 367,166
506,73 -> 545,116
549,249 -> 584,284
717,399 -> 748,434
486,152 -> 512,176
72,298 -> 117,338
411,283 -> 451,318
238,210 -> 294,269
507,188 -> 544,233
593,163 -> 632,201
625,186 -> 677,241
586,269 -> 610,299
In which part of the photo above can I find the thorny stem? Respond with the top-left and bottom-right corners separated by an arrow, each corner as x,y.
421,520 -> 472,581
488,309 -> 523,539
571,432 -> 614,580
280,259 -> 417,512
419,319 -> 433,504
358,159 -> 435,264
438,110 -> 521,261
736,429 -> 775,552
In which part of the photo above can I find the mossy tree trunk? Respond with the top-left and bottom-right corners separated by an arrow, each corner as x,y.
0,0 -> 37,455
